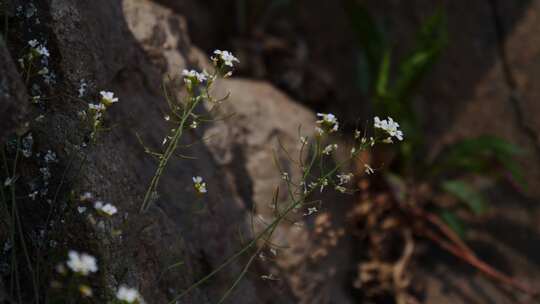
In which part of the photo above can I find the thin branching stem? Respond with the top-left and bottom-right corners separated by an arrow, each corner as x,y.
140,98 -> 200,212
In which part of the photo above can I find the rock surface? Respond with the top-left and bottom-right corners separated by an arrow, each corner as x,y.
0,0 -> 321,303
0,38 -> 29,142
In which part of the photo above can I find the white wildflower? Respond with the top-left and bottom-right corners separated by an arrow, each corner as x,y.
350,147 -> 356,155
337,173 -> 353,185
316,113 -> 339,134
80,192 -> 93,202
182,69 -> 207,83
77,206 -> 87,214
304,207 -> 318,216
78,80 -> 88,97
44,150 -> 57,163
300,136 -> 308,145
28,39 -> 39,48
36,45 -> 49,57
94,201 -> 118,216
190,121 -> 198,129
364,164 -> 375,175
100,91 -> 119,107
261,273 -> 279,281
116,285 -> 143,303
28,191 -> 39,200
66,250 -> 98,276
192,176 -> 207,194
322,144 -> 338,155
88,103 -> 105,111
312,178 -> 329,192
374,116 -> 403,142
212,50 -> 240,68
335,185 -> 347,193
31,95 -> 41,104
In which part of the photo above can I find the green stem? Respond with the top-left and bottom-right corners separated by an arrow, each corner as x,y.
140,98 -> 200,212
10,139 -> 39,303
169,137 -> 375,303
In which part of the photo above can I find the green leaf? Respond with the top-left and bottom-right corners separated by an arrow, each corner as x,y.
441,180 -> 487,215
376,48 -> 392,99
440,210 -> 466,239
435,136 -> 526,186
393,9 -> 447,101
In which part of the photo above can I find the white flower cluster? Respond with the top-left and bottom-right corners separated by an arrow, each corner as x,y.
25,39 -> 56,86
364,164 -> 375,175
28,39 -> 50,58
182,69 -> 208,85
100,91 -> 119,107
304,206 -> 318,216
117,285 -> 144,303
374,116 -> 403,143
322,144 -> 338,155
316,113 -> 339,135
77,192 -> 118,216
192,176 -> 207,194
94,201 -> 118,216
309,177 -> 329,193
44,150 -> 57,163
336,173 -> 353,185
212,50 -> 240,68
66,250 -> 98,276
88,91 -> 119,139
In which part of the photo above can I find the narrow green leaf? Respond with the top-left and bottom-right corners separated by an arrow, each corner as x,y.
393,9 -> 447,100
376,48 -> 392,99
435,136 -> 526,186
441,180 -> 487,215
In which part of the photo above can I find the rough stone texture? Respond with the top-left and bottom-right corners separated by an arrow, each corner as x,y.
3,0 -> 540,303
0,0 -> 322,302
0,38 -> 29,142
208,79 -> 316,216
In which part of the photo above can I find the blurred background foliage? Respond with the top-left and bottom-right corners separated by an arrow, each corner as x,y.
345,0 -> 525,236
